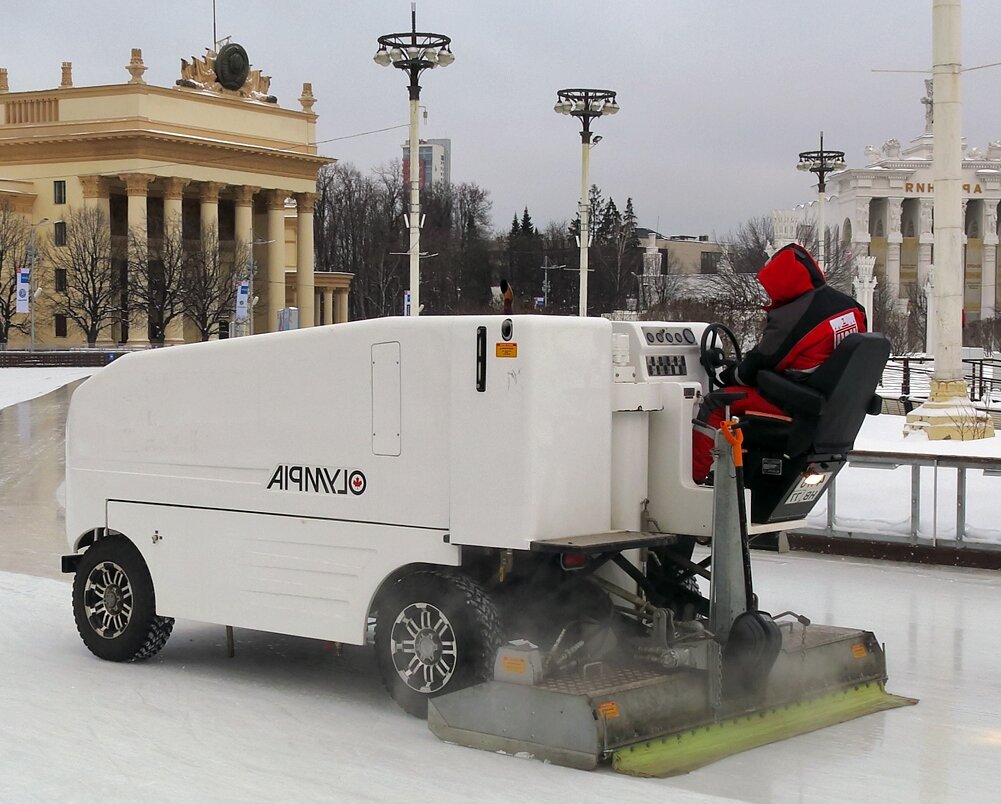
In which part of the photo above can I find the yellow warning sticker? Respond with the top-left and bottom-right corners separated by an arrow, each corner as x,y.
597,701 -> 620,719
496,343 -> 518,358
851,643 -> 868,659
502,656 -> 526,674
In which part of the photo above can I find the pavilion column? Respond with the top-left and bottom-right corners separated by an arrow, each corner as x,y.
80,176 -> 115,346
294,192 -> 317,328
120,173 -> 155,346
234,185 -> 258,244
917,198 -> 934,287
199,181 -> 224,238
232,186 -> 259,334
79,175 -> 111,220
323,289 -> 334,325
265,190 -> 287,332
886,197 -> 903,298
314,291 -> 321,325
983,201 -> 998,320
162,178 -> 189,345
335,289 -> 349,324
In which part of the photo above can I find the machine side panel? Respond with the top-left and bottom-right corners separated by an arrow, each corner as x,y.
107,500 -> 459,645
448,316 -> 613,548
65,319 -> 453,549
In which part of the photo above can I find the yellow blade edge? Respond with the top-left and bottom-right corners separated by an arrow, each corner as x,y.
612,681 -> 918,778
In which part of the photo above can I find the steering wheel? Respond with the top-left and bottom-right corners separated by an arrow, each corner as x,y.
699,323 -> 743,390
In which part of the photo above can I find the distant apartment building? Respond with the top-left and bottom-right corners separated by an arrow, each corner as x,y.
402,138 -> 451,190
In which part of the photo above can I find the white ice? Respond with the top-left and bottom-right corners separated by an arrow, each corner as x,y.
0,369 -> 998,802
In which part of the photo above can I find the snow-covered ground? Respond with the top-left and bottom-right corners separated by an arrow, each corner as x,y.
0,369 -> 998,802
0,367 -> 95,411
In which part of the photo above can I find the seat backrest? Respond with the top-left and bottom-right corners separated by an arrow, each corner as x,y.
805,332 -> 891,453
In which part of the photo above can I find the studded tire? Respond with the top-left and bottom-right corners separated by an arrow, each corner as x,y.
375,569 -> 502,719
72,535 -> 174,662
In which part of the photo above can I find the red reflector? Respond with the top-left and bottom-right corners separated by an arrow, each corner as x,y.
561,553 -> 587,569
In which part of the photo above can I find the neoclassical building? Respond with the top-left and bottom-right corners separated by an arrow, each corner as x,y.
787,92 -> 1001,323
0,47 -> 351,347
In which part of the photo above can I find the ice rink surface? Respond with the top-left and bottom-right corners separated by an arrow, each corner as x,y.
0,375 -> 998,802
2,555 -> 997,803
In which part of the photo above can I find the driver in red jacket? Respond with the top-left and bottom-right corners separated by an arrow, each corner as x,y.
692,243 -> 867,484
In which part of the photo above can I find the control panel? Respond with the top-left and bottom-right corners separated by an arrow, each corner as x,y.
611,321 -> 710,388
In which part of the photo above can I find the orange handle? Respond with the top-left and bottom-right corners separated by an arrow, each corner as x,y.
720,419 -> 744,468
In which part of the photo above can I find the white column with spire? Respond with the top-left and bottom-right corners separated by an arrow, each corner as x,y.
906,0 -> 993,439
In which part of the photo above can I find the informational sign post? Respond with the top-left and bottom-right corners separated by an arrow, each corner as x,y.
235,280 -> 250,322
16,268 -> 30,314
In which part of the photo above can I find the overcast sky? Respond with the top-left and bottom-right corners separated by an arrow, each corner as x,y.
3,1 -> 1001,237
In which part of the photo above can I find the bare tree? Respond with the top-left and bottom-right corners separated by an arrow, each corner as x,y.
127,216 -> 188,344
42,207 -> 119,347
718,216 -> 772,275
180,226 -> 246,341
315,162 -> 405,320
0,202 -> 30,345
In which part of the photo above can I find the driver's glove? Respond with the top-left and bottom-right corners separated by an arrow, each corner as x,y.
719,362 -> 738,387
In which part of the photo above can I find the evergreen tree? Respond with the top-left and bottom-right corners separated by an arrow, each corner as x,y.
520,207 -> 536,237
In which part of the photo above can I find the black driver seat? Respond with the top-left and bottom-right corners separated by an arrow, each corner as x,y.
737,333 -> 891,523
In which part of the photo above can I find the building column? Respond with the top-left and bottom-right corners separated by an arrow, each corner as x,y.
265,190 -> 287,333
334,289 -> 349,324
323,289 -> 334,325
199,181 -> 224,238
162,178 -> 189,345
79,175 -> 111,220
80,176 -> 115,347
294,192 -> 317,328
983,201 -> 999,320
120,173 -> 155,346
853,256 -> 878,329
314,291 -> 322,326
917,198 -> 934,287
233,185 -> 258,244
886,197 -> 903,297
232,186 -> 259,335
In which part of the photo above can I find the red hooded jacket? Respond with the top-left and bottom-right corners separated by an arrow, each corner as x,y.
731,243 -> 867,386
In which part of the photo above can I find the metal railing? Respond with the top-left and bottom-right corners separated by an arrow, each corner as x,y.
881,355 -> 1001,405
795,449 -> 1001,552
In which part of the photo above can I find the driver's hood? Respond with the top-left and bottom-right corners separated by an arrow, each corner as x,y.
757,243 -> 825,309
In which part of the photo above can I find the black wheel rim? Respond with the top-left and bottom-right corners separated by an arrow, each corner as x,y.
389,602 -> 458,694
82,560 -> 134,639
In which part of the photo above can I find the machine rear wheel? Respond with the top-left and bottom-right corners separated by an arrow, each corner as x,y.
375,569 -> 502,718
72,535 -> 174,662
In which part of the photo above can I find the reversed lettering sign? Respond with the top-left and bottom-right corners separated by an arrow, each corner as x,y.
266,465 -> 367,495
496,342 -> 518,358
829,312 -> 859,347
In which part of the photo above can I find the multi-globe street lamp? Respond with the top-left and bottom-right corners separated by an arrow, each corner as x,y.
374,5 -> 454,317
554,89 -> 619,317
797,132 -> 845,272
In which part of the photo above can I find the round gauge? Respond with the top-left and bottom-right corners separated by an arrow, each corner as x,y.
655,331 -> 665,343
683,328 -> 696,344
664,332 -> 676,343
646,332 -> 655,344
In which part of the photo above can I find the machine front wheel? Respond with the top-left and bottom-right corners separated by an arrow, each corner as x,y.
375,569 -> 502,718
72,535 -> 174,662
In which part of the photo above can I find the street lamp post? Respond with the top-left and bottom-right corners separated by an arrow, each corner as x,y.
797,132 -> 845,272
374,2 -> 454,317
555,89 -> 619,316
